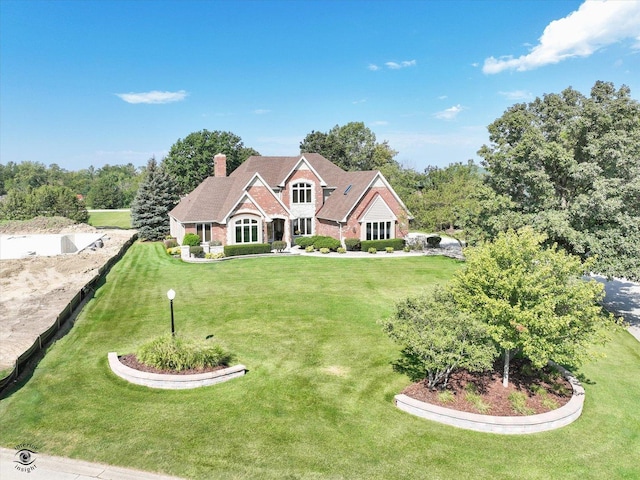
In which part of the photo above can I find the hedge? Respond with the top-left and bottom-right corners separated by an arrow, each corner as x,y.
311,236 -> 341,251
360,238 -> 405,251
182,233 -> 201,247
344,238 -> 361,251
223,243 -> 272,257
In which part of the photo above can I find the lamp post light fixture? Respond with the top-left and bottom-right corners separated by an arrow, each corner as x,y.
167,289 -> 176,336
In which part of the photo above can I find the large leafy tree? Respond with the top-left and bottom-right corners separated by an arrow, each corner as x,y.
162,130 -> 259,196
300,122 -> 398,171
449,228 -> 617,387
131,157 -> 178,241
406,160 -> 483,233
476,81 -> 640,281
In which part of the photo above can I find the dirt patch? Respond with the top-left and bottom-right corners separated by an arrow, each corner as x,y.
0,219 -> 136,371
401,360 -> 572,416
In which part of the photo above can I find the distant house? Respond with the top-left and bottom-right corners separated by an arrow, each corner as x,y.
169,153 -> 411,247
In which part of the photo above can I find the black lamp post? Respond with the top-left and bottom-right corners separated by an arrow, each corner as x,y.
167,289 -> 176,336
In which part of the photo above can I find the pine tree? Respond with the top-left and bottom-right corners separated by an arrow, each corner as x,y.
131,157 -> 178,241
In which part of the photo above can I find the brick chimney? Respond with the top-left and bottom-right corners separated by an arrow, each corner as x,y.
214,153 -> 227,177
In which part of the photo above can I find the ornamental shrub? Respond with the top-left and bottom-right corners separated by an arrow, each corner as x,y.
136,334 -> 234,372
205,252 -> 225,259
337,247 -> 346,254
182,233 -> 201,247
295,236 -> 315,248
426,235 -> 442,248
368,247 -> 377,254
305,245 -> 315,252
189,245 -> 204,256
164,238 -> 178,249
360,238 -> 405,251
385,247 -> 394,253
344,238 -> 361,251
271,240 -> 286,252
320,247 -> 330,254
312,236 -> 340,251
166,246 -> 181,256
223,243 -> 272,257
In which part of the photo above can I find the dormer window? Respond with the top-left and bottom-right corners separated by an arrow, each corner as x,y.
292,182 -> 312,204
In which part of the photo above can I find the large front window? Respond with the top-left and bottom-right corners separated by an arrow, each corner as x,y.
365,221 -> 392,241
196,223 -> 212,242
234,217 -> 259,243
292,182 -> 312,203
292,217 -> 312,236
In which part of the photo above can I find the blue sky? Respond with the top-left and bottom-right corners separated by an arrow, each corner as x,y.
1,0 -> 639,172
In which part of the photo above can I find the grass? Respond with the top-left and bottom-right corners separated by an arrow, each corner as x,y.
1,242 -> 639,479
87,209 -> 131,229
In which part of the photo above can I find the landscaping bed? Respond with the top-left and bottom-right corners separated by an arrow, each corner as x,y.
402,359 -> 572,416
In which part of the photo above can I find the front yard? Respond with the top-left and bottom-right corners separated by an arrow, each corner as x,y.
0,242 -> 638,479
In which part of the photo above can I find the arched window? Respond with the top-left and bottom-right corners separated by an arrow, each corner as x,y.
292,182 -> 312,204
234,217 -> 260,243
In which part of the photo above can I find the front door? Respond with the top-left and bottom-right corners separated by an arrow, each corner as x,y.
273,218 -> 285,241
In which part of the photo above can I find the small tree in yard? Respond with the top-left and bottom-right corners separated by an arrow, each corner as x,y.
449,227 -> 619,387
131,157 -> 178,241
382,287 -> 497,389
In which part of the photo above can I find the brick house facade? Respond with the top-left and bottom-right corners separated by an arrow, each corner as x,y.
169,153 -> 411,248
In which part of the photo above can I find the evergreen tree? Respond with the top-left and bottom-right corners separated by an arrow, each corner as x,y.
131,157 -> 178,241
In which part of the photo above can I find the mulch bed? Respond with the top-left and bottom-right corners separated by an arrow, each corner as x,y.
402,359 -> 573,416
118,354 -> 226,375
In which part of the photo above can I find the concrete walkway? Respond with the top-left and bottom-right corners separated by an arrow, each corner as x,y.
0,448 -> 183,480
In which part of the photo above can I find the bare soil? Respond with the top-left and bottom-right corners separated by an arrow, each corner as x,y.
402,359 -> 573,416
0,217 -> 136,371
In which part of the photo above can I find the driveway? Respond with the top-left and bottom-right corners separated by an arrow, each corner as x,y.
591,275 -> 640,342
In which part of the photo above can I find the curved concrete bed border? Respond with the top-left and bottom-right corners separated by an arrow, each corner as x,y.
394,365 -> 585,434
108,352 -> 246,390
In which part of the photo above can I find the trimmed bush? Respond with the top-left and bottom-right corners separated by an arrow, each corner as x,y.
344,238 -> 361,251
360,238 -> 405,252
271,240 -> 287,252
295,236 -> 315,248
223,243 -> 272,257
426,235 -> 442,248
337,247 -> 346,254
182,233 -> 201,247
164,238 -> 178,249
312,236 -> 340,251
205,252 -> 224,259
136,334 -> 234,372
320,247 -> 330,254
166,246 -> 181,256
368,247 -> 377,254
190,246 -> 204,257
305,245 -> 315,253
385,247 -> 394,253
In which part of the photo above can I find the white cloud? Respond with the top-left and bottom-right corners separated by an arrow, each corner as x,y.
352,98 -> 367,104
498,90 -> 533,100
483,0 -> 640,74
115,90 -> 188,104
434,104 -> 463,120
385,60 -> 417,69
437,95 -> 448,100
253,109 -> 271,115
368,64 -> 380,71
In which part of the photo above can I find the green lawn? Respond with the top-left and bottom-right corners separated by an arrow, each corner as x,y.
1,242 -> 638,479
87,209 -> 131,229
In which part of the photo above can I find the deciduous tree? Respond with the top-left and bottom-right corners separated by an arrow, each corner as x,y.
449,227 -> 617,387
163,130 -> 259,196
382,287 -> 496,390
477,81 -> 640,281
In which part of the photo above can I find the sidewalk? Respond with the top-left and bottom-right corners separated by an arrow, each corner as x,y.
0,448 -> 184,480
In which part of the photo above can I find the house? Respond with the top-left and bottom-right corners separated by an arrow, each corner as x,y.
169,153 -> 411,248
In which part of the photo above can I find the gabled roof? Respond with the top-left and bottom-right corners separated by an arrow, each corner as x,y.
169,154 -> 409,224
